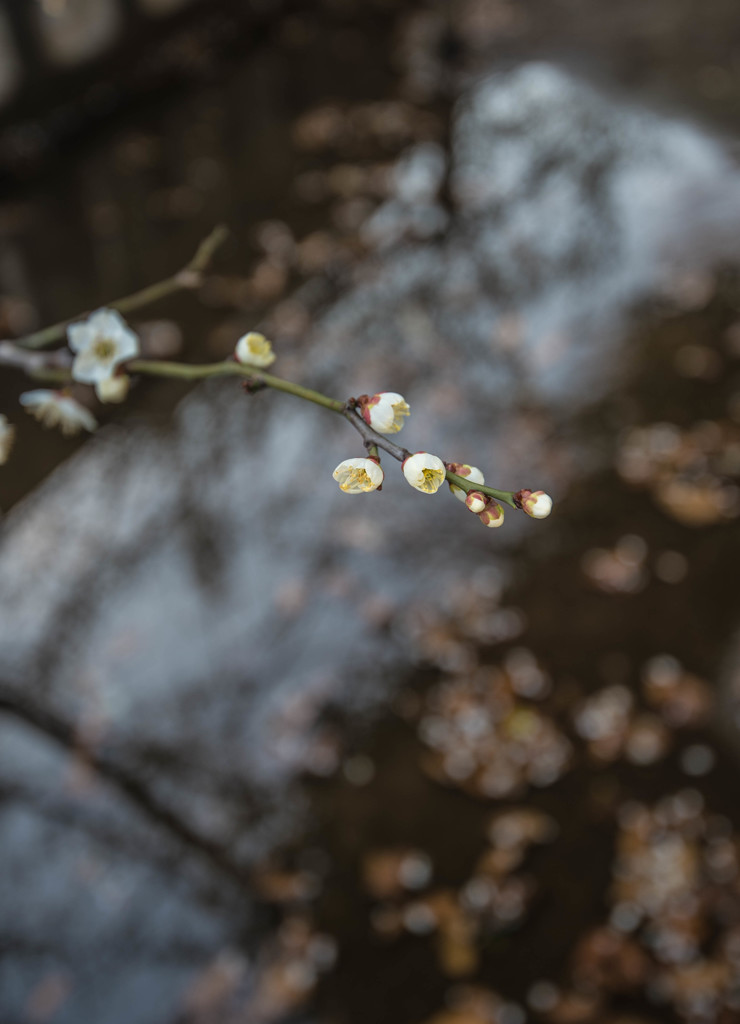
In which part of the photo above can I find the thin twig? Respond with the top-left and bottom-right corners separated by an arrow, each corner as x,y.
342,407 -> 410,462
14,225 -> 230,351
0,340 -> 72,375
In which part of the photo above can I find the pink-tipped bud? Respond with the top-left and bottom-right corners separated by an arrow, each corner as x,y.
514,488 -> 553,519
447,462 -> 485,503
465,490 -> 488,514
478,500 -> 505,528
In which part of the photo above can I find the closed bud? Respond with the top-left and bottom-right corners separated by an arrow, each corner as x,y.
515,489 -> 553,519
465,490 -> 488,514
95,374 -> 130,404
478,500 -> 505,528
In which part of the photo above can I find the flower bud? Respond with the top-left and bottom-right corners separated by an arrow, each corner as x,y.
515,489 -> 553,519
478,500 -> 505,528
358,392 -> 410,434
447,462 -> 485,502
402,452 -> 446,494
235,331 -> 276,368
95,374 -> 130,404
464,490 -> 488,514
333,457 -> 384,494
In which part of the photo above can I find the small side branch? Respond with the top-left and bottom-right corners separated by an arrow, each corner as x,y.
14,225 -> 229,351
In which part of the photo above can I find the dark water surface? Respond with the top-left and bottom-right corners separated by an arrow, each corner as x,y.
2,3 -> 740,1024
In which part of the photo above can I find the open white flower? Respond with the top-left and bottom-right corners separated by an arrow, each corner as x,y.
20,390 -> 97,436
235,332 -> 276,368
0,414 -> 15,465
67,308 -> 139,385
360,392 -> 410,434
516,489 -> 553,519
333,457 -> 384,494
402,452 -> 446,494
447,462 -> 485,502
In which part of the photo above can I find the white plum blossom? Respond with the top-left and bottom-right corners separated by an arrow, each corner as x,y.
333,457 -> 384,494
478,500 -> 505,528
447,462 -> 485,502
67,308 -> 140,385
20,390 -> 97,436
402,452 -> 446,494
516,489 -> 553,519
95,374 -> 130,404
359,392 -> 410,434
0,414 -> 15,465
235,331 -> 276,368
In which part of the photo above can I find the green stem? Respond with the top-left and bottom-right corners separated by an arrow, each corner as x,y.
128,359 -> 346,413
445,470 -> 517,509
16,225 -> 229,351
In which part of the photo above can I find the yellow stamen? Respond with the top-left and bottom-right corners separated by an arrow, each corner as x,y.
420,469 -> 442,492
92,338 -> 116,361
340,468 -> 373,492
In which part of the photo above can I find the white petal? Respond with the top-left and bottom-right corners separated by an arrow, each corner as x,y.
67,308 -> 140,363
235,332 -> 276,368
530,493 -> 553,518
19,389 -> 53,408
366,392 -> 410,434
72,350 -> 114,385
402,452 -> 446,493
66,321 -> 94,353
19,390 -> 97,435
333,457 -> 383,493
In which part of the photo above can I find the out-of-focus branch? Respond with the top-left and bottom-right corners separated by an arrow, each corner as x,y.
0,682 -> 248,885
12,224 -> 229,351
0,340 -> 72,374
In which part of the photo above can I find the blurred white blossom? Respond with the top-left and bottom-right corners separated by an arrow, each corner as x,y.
20,390 -> 97,436
68,308 -> 139,385
235,332 -> 276,368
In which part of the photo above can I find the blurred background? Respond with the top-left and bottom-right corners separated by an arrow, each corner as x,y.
2,1 -> 740,1023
